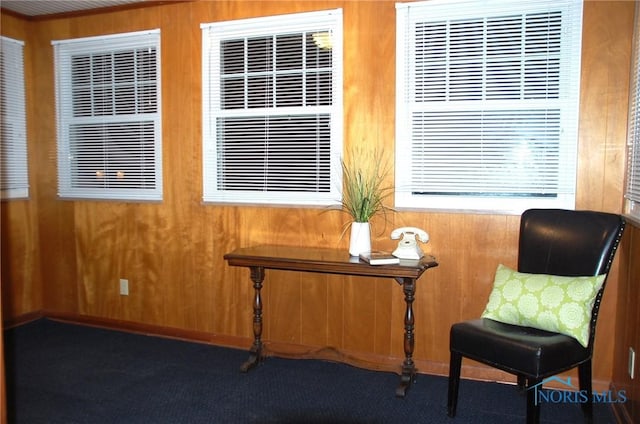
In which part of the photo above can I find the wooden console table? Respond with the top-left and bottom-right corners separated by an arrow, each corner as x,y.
223,245 -> 438,397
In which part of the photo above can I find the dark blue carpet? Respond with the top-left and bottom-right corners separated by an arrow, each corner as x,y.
4,319 -> 617,423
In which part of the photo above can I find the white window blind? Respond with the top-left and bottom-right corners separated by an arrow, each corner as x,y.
396,0 -> 583,214
53,30 -> 162,201
625,1 -> 640,220
201,9 -> 343,206
1,36 -> 29,200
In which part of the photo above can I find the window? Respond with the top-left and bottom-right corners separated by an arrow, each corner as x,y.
1,36 -> 28,200
53,30 -> 162,201
395,0 -> 583,214
625,1 -> 640,220
201,9 -> 343,206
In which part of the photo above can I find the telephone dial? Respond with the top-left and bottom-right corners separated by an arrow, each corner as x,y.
391,227 -> 429,260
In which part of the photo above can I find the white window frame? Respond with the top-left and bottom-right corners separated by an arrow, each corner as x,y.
1,36 -> 29,200
625,1 -> 640,221
53,29 -> 163,201
395,0 -> 583,214
201,9 -> 343,206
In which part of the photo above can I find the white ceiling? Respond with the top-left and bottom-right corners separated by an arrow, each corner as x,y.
0,0 -> 148,17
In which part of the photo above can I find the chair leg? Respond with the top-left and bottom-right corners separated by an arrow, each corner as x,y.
447,351 -> 462,417
578,362 -> 593,424
517,374 -> 526,392
526,378 -> 541,424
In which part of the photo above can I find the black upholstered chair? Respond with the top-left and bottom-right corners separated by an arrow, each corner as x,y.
447,209 -> 625,424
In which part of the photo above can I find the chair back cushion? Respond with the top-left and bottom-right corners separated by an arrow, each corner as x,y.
518,209 -> 624,277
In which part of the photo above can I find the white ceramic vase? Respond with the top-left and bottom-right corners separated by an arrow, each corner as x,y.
349,221 -> 371,257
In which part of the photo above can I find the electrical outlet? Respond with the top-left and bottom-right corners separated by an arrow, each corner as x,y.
119,278 -> 129,296
629,347 -> 635,379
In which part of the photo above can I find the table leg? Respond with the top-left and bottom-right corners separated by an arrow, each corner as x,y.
396,277 -> 416,397
240,266 -> 265,373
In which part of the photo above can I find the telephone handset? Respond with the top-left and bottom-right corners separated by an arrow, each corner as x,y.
391,227 -> 429,260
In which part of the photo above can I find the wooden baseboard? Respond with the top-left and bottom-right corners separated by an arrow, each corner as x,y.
610,382 -> 632,424
41,311 -> 252,351
4,311 -> 611,393
2,311 -> 44,329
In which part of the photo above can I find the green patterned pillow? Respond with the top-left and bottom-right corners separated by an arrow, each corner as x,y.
481,264 -> 606,347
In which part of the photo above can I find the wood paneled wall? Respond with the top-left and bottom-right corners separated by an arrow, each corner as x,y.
0,11 -> 41,320
0,0 -> 635,391
613,221 -> 640,423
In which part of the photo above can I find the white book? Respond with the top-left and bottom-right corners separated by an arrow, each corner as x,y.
359,251 -> 400,265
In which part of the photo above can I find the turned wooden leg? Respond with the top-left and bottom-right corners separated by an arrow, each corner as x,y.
396,277 -> 416,397
240,266 -> 265,372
